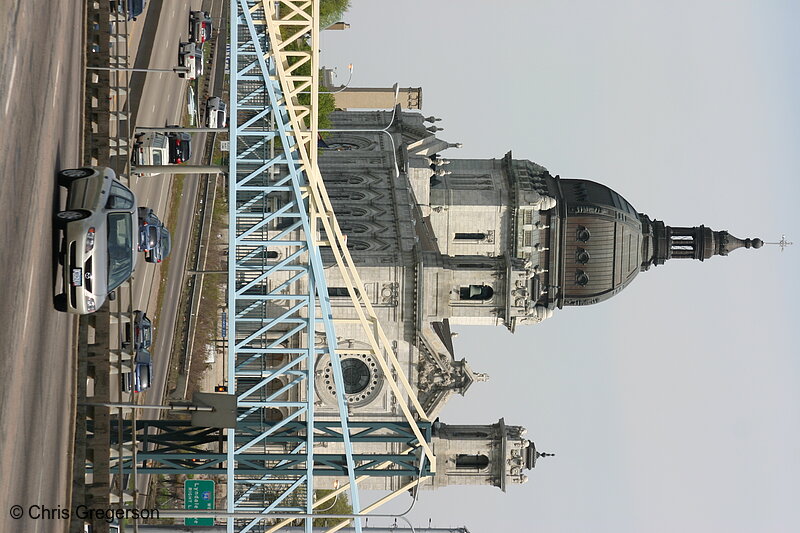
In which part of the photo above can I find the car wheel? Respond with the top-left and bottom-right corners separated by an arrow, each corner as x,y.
58,168 -> 93,187
55,210 -> 90,228
54,293 -> 68,312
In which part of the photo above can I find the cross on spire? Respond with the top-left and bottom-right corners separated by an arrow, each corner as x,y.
765,234 -> 793,252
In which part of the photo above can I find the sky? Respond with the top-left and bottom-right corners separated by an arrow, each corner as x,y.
321,2 -> 800,532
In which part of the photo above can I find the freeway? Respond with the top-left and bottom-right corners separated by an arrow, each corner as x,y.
0,2 -> 85,532
0,0 -> 221,530
126,0 -> 206,410
125,0 -> 224,413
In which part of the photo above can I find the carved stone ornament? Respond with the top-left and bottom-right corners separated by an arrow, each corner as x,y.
381,282 -> 399,306
531,192 -> 557,211
517,305 -> 553,325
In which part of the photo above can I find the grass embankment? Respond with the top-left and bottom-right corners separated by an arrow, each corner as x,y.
186,176 -> 229,397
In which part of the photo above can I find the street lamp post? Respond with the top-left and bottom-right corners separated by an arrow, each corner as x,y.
298,63 -> 354,95
87,65 -> 190,75
319,83 -> 402,177
324,63 -> 354,95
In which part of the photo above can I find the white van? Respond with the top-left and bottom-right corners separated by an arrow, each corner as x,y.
131,132 -> 169,166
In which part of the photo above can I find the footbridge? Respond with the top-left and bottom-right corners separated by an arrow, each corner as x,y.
154,2 -> 435,531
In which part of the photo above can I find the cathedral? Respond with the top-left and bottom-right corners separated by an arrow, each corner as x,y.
273,107 -> 762,491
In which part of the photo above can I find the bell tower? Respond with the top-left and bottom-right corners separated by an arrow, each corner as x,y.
429,419 -> 552,491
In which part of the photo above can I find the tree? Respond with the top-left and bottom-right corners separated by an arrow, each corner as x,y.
320,0 -> 351,28
312,489 -> 353,527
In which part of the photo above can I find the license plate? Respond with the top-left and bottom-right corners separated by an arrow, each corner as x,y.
71,268 -> 83,286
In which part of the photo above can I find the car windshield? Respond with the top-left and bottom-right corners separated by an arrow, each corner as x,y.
107,213 -> 134,290
106,181 -> 135,209
147,226 -> 158,247
180,140 -> 191,160
160,228 -> 172,257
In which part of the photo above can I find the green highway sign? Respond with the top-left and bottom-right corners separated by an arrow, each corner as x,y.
184,479 -> 215,526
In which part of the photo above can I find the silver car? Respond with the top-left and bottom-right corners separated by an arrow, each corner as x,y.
55,167 -> 138,314
205,96 -> 227,128
178,41 -> 203,80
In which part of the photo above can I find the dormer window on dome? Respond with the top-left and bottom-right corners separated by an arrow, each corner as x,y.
576,226 -> 591,242
575,270 -> 589,286
575,248 -> 590,264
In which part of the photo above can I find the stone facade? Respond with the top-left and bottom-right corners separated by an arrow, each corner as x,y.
306,109 -> 552,490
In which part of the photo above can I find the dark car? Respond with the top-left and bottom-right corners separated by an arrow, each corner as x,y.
189,11 -> 213,43
123,310 -> 153,351
121,349 -> 152,393
114,0 -> 147,21
137,207 -> 172,263
167,132 -> 191,164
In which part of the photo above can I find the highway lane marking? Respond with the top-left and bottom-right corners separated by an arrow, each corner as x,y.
152,104 -> 156,113
51,61 -> 62,109
3,54 -> 18,115
19,260 -> 37,346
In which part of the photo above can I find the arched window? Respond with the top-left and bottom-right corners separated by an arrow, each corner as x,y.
459,285 -> 494,301
326,175 -> 365,185
454,232 -> 486,240
453,431 -> 490,439
456,263 -> 494,270
266,378 -> 285,399
330,191 -> 365,201
455,454 -> 489,470
341,223 -> 369,234
347,240 -> 370,251
265,408 -> 284,422
328,287 -> 350,297
266,250 -> 279,259
328,287 -> 360,298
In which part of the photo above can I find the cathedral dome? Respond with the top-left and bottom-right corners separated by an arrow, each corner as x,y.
558,179 -> 644,306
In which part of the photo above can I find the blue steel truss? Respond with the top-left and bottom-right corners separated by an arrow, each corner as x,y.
227,1 -> 361,531
106,420 -> 433,478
